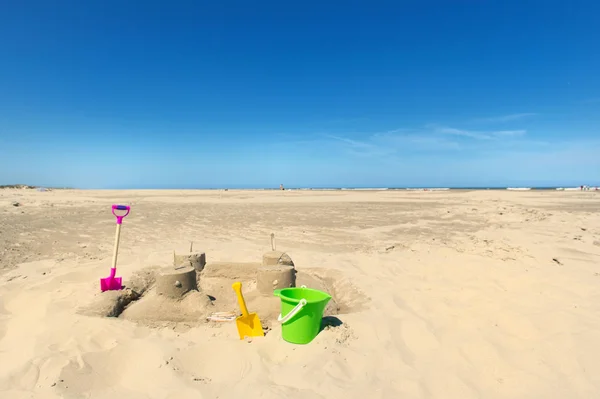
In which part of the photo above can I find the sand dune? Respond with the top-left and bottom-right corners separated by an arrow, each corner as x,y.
1,188 -> 599,398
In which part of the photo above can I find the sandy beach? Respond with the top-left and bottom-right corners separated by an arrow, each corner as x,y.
1,188 -> 599,399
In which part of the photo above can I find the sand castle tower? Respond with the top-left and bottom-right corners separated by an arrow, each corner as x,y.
257,250 -> 296,295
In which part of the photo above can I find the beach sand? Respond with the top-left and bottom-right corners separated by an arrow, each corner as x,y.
1,188 -> 599,398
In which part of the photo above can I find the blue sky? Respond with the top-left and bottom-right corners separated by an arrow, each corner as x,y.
1,1 -> 599,188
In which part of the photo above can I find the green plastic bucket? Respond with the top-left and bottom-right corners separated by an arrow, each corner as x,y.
273,286 -> 332,344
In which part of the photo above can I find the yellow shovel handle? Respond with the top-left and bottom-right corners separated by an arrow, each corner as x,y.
232,282 -> 249,317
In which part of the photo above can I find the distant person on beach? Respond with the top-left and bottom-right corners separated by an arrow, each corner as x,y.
280,184 -> 285,191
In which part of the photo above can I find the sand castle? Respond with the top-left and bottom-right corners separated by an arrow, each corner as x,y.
80,246 -> 366,330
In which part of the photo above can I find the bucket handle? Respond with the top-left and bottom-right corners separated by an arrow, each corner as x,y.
277,298 -> 307,324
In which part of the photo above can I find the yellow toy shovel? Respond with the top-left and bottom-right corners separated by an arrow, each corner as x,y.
232,282 -> 264,339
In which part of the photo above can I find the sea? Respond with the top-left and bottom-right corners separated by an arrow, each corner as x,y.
244,186 -> 594,191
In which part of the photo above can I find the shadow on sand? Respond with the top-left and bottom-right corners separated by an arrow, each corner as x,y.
320,315 -> 343,332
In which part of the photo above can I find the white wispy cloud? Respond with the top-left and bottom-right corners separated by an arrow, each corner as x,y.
324,127 -> 466,157
435,126 -> 492,140
324,134 -> 373,150
428,125 -> 527,140
279,121 -> 530,159
492,130 -> 527,137
372,130 -> 462,151
471,113 -> 537,123
324,134 -> 395,157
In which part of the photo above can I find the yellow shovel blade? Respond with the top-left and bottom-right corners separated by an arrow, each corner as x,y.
235,312 -> 264,340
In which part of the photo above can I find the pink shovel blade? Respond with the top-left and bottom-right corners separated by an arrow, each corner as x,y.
100,267 -> 123,292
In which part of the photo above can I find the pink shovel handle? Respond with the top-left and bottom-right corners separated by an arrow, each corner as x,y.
111,205 -> 131,224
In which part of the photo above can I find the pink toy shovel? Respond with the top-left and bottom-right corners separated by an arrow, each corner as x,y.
100,204 -> 131,292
